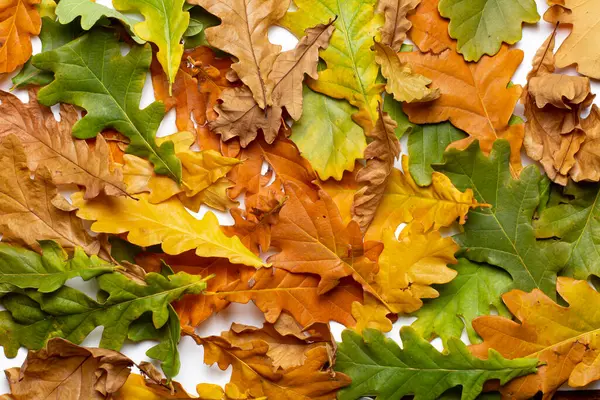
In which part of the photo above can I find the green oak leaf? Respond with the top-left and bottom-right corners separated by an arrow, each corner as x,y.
335,328 -> 538,400
0,268 -> 207,378
113,0 -> 189,87
290,86 -> 366,181
55,0 -> 144,43
408,122 -> 467,186
33,29 -> 182,182
412,258 -> 512,346
383,97 -> 416,139
535,181 -> 600,280
438,0 -> 539,61
12,18 -> 81,88
183,6 -> 220,49
435,140 -> 570,298
0,241 -> 115,293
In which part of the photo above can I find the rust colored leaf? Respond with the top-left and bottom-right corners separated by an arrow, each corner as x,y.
407,0 -> 454,54
4,338 -> 133,400
0,90 -> 127,199
0,0 -> 41,73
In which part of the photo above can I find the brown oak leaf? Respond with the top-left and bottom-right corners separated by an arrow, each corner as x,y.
377,0 -> 421,52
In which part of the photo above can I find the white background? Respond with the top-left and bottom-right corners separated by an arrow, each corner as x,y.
1,0 -> 599,396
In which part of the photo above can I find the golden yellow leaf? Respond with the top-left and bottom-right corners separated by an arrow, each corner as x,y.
352,293 -> 393,333
72,192 -> 265,268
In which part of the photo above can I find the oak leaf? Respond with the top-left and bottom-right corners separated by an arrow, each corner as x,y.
270,183 -> 381,295
351,293 -> 394,333
190,325 -> 351,400
4,338 -> 133,400
436,140 -> 571,298
0,90 -> 127,199
280,0 -> 384,132
0,0 -> 41,73
71,192 -> 265,268
210,21 -> 335,146
319,167 -> 360,226
0,135 -> 101,256
471,278 -> 600,399
377,0 -> 420,52
438,0 -> 539,61
352,104 -> 400,233
399,41 -> 525,173
522,31 -> 600,185
407,0 -> 454,54
188,0 -> 289,109
33,29 -> 182,182
336,327 -> 538,400
544,0 -> 600,80
374,41 -> 440,103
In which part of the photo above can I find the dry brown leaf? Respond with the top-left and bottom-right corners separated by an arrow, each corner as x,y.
211,22 -> 334,146
0,0 -> 41,73
544,0 -> 600,80
270,182 -> 382,296
407,0 -> 454,54
399,45 -> 525,174
352,105 -> 400,233
522,31 -> 600,185
4,338 -> 133,400
0,135 -> 101,255
188,0 -> 289,109
0,90 -> 127,199
189,325 -> 351,400
227,134 -> 318,211
377,0 -> 421,52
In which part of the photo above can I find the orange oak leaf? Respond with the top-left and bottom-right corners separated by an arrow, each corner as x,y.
471,278 -> 600,399
188,325 -> 351,400
407,0 -> 454,54
210,21 -> 335,146
398,45 -> 525,174
270,182 -> 382,295
0,90 -> 127,199
0,0 -> 41,73
352,104 -> 400,233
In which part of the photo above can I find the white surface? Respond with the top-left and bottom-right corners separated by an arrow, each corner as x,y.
1,0 -> 600,395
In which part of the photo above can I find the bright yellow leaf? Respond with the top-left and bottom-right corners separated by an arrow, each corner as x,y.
352,293 -> 393,333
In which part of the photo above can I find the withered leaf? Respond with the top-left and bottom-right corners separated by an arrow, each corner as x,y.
376,0 -> 421,52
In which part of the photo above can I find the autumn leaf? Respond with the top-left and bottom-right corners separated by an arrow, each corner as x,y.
436,140 -> 571,298
55,0 -> 142,43
544,0 -> 600,80
407,120 -> 467,186
0,135 -> 101,256
438,0 -> 539,61
4,338 -> 133,400
351,293 -> 394,333
522,31 -> 600,185
33,29 -> 182,182
189,325 -> 351,400
352,105 -> 400,233
0,90 -> 127,199
407,0 -> 454,54
123,131 -> 240,212
377,0 -> 420,52
470,278 -> 600,399
183,6 -> 220,50
210,21 -> 335,146
189,0 -> 288,109
399,30 -> 525,173
335,327 -> 538,400
0,240 -> 114,293
534,181 -> 600,281
319,167 -> 360,226
270,183 -> 381,295
0,0 -> 41,73
290,86 -> 366,181
374,41 -> 440,103
373,223 -> 458,315
71,192 -> 265,268
364,156 -> 483,241
412,258 -> 513,346
280,0 -> 384,131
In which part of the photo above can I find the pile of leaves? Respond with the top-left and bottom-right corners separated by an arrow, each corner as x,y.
1,0 -> 600,398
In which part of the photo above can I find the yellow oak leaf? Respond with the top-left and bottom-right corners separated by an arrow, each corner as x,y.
72,192 -> 265,268
471,278 -> 600,399
0,0 -> 41,73
352,293 -> 393,333
364,156 -> 484,241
